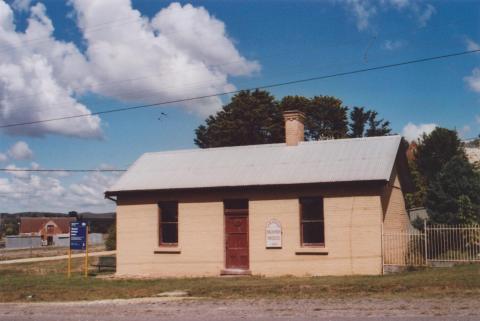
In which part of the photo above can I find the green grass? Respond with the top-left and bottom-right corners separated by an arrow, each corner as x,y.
0,259 -> 479,302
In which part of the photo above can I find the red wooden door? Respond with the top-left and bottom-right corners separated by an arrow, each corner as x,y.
225,213 -> 249,270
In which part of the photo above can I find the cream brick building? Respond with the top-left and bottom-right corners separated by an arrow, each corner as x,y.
106,111 -> 413,277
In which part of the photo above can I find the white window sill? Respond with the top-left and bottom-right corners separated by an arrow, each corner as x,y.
295,247 -> 329,255
154,247 -> 181,254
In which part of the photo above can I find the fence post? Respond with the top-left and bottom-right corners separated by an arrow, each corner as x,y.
424,220 -> 428,266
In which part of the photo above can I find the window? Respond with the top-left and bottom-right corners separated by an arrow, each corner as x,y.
46,224 -> 54,234
300,197 -> 325,246
224,199 -> 248,211
158,202 -> 178,246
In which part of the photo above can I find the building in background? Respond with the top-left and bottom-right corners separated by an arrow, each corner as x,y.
19,217 -> 75,246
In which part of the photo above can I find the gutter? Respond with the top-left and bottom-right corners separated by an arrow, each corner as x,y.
104,180 -> 388,197
105,194 -> 117,203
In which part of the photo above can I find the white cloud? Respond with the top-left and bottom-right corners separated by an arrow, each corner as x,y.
71,0 -> 259,116
402,122 -> 437,142
476,115 -> 480,124
11,0 -> 31,12
416,3 -> 435,27
339,0 -> 377,31
337,0 -> 435,31
465,68 -> 480,93
0,152 -> 6,162
7,141 -> 33,160
465,38 -> 480,51
0,162 -> 121,212
387,0 -> 411,9
382,39 -> 405,50
4,163 -> 30,178
0,2 -> 101,138
0,0 -> 258,138
459,125 -> 471,139
464,38 -> 480,96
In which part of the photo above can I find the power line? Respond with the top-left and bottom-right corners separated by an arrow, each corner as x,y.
1,48 -> 479,129
2,31 -> 472,106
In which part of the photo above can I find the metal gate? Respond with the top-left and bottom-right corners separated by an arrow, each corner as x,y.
383,224 -> 480,267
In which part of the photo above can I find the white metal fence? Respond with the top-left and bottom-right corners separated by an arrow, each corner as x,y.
383,224 -> 480,267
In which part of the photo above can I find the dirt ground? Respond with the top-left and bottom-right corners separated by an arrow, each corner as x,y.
0,297 -> 479,321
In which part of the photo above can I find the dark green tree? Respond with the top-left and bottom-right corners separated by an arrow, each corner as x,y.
365,111 -> 391,137
105,224 -> 116,251
425,155 -> 480,224
415,127 -> 465,183
278,95 -> 348,139
303,96 -> 348,140
405,159 -> 428,209
195,90 -> 389,148
1,217 -> 19,236
348,107 -> 371,138
194,90 -> 284,148
277,95 -> 310,112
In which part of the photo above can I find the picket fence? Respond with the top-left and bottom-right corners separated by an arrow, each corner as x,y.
383,223 -> 480,267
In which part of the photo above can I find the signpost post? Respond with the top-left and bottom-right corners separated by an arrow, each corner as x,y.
69,221 -> 88,278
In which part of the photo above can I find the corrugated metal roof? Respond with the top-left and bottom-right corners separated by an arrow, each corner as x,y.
107,135 -> 402,193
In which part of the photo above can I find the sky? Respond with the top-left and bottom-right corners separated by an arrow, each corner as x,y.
0,0 -> 479,213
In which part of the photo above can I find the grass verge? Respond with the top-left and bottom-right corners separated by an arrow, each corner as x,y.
0,259 -> 479,302
0,245 -> 106,261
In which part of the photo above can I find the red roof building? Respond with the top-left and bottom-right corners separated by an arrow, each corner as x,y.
19,217 -> 75,245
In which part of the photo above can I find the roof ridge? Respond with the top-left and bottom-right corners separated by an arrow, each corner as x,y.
299,135 -> 401,145
142,142 -> 286,156
141,135 -> 402,157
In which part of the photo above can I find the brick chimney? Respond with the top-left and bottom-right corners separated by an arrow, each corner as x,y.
283,110 -> 305,146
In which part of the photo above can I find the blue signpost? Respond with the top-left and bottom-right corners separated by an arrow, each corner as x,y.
70,222 -> 87,250
68,221 -> 89,278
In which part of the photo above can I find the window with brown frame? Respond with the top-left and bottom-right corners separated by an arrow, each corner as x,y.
300,197 -> 325,246
158,202 -> 178,246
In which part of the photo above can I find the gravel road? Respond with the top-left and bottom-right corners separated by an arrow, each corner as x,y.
1,297 -> 479,321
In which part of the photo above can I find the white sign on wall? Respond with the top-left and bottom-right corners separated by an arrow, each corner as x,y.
266,219 -> 282,249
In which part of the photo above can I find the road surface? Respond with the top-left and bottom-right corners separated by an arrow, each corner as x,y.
0,297 -> 478,321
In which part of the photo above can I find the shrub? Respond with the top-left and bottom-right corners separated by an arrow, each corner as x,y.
105,225 -> 116,251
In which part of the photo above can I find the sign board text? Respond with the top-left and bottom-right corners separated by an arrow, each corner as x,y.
266,219 -> 282,248
70,222 -> 87,250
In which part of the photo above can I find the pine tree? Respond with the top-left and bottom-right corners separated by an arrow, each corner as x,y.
365,111 -> 391,137
426,156 -> 480,224
348,107 -> 371,137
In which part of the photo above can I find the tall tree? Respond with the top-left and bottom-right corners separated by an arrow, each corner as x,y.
194,90 -> 284,148
405,159 -> 428,209
277,95 -> 310,112
279,95 -> 348,140
414,127 -> 465,183
365,111 -> 391,137
195,90 -> 390,148
348,107 -> 371,138
304,96 -> 348,140
425,155 -> 480,224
